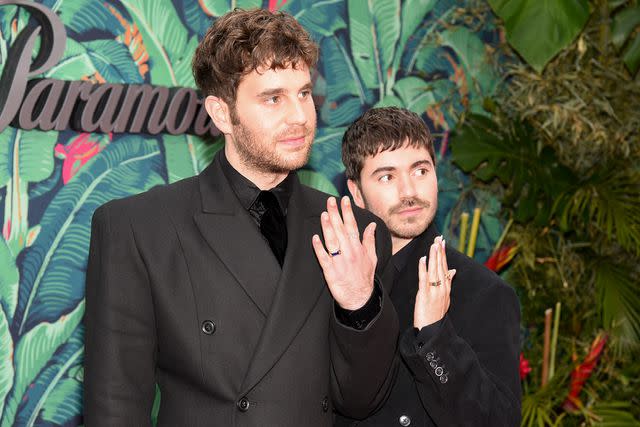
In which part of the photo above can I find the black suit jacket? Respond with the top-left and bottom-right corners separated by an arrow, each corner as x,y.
336,224 -> 521,426
84,152 -> 399,426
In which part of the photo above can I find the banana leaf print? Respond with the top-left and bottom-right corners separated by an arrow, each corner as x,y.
1,301 -> 84,427
0,128 -> 58,257
13,136 -> 164,335
13,328 -> 84,427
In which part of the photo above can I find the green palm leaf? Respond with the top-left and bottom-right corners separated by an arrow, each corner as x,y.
348,0 -> 400,98
14,137 -> 164,335
0,307 -> 13,422
298,170 -> 338,196
0,238 -> 18,322
555,165 -> 640,255
199,0 -> 263,17
0,302 -> 83,427
595,260 -> 640,352
163,135 -> 222,183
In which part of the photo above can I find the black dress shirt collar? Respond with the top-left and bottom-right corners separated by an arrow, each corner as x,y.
219,149 -> 294,214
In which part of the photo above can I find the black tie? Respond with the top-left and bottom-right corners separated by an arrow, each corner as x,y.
255,190 -> 287,267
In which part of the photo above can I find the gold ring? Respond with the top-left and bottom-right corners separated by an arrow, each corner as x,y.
429,281 -> 442,287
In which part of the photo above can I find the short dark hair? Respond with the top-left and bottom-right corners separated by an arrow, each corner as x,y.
192,8 -> 319,108
342,107 -> 435,181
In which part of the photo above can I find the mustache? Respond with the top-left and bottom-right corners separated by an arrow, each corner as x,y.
276,125 -> 314,140
389,198 -> 431,215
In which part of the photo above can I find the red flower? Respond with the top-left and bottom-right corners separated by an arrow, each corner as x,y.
485,242 -> 517,273
268,0 -> 287,11
519,353 -> 531,380
562,333 -> 607,412
55,133 -> 109,184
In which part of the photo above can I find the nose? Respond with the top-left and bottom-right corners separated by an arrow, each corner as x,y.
286,97 -> 308,126
398,173 -> 417,199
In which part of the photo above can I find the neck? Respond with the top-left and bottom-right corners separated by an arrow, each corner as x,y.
391,236 -> 413,255
224,145 -> 288,190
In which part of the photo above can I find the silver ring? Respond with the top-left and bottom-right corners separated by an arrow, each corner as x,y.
330,250 -> 341,257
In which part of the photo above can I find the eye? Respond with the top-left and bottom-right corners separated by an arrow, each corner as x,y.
265,95 -> 280,105
379,174 -> 392,183
299,90 -> 311,99
414,168 -> 428,176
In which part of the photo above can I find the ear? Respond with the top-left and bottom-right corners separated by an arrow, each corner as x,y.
204,95 -> 233,135
347,179 -> 365,209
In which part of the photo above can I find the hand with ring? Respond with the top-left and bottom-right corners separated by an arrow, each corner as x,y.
312,196 -> 378,310
413,235 -> 457,329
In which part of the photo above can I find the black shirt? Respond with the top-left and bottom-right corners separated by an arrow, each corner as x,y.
218,150 -> 381,329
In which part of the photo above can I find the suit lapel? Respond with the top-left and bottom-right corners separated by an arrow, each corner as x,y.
240,178 -> 325,394
193,153 -> 281,317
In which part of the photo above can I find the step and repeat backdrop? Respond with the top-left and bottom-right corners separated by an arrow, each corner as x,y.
0,0 -> 503,424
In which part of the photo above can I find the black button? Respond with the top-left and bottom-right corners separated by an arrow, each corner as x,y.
201,320 -> 216,335
321,396 -> 329,412
237,397 -> 250,412
416,341 -> 424,350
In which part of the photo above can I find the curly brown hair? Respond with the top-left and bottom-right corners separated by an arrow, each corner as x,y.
342,107 -> 435,181
192,8 -> 319,108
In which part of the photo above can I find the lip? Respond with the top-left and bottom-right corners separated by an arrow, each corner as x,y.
396,207 -> 424,216
278,136 -> 307,146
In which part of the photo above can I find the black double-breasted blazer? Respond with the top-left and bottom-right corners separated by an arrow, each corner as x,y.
336,225 -> 521,426
84,152 -> 399,426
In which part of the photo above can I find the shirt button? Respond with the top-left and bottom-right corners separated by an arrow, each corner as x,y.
399,414 -> 411,426
237,396 -> 250,412
201,320 -> 216,335
416,341 -> 424,350
321,396 -> 329,412
435,366 -> 444,376
440,374 -> 449,384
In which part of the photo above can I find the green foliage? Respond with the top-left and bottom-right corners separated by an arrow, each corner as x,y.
488,0 -> 590,73
611,1 -> 640,75
451,114 -> 573,224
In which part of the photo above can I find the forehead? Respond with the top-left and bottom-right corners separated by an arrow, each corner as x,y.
237,64 -> 311,93
362,145 -> 433,171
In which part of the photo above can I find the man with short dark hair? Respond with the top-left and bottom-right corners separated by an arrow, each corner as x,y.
84,9 -> 398,426
336,107 -> 521,427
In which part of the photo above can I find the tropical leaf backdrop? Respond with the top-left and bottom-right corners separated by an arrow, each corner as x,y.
0,0 -> 502,425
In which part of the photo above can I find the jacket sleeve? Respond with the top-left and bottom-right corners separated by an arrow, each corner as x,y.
328,216 -> 400,419
399,283 -> 521,427
83,204 -> 157,426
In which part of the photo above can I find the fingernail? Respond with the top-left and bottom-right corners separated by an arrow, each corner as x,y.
420,256 -> 426,264
329,197 -> 336,206
343,196 -> 350,205
442,239 -> 446,249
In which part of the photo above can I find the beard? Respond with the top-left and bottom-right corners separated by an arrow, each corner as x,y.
369,197 -> 435,240
230,114 -> 315,175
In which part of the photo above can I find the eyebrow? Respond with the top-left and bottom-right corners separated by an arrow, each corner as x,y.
369,159 -> 433,177
257,82 -> 313,98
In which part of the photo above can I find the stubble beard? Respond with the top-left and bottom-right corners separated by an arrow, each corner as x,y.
231,119 -> 315,175
370,197 -> 436,240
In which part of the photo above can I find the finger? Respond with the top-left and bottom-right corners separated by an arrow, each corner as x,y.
362,222 -> 377,264
340,196 -> 360,239
441,238 -> 449,277
436,237 -> 445,288
447,268 -> 457,294
312,234 -> 332,271
427,241 -> 438,286
326,197 -> 350,251
417,255 -> 428,292
320,211 -> 340,254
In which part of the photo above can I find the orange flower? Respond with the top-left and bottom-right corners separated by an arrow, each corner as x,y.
562,333 -> 607,412
484,242 -> 517,273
